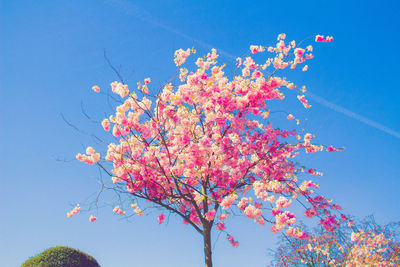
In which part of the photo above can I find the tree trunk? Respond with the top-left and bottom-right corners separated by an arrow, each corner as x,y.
203,225 -> 213,267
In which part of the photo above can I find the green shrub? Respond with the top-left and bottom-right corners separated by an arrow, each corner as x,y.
21,246 -> 100,267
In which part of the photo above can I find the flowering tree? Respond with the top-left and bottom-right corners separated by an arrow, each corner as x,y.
71,34 -> 341,266
272,216 -> 400,266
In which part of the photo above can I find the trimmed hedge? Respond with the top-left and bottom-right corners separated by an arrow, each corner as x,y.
21,246 -> 100,267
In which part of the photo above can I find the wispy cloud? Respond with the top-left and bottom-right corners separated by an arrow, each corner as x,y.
105,0 -> 400,139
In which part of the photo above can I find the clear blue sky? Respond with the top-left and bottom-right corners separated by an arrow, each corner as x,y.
1,0 -> 399,266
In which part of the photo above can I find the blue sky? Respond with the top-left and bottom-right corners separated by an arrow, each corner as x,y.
1,0 -> 399,266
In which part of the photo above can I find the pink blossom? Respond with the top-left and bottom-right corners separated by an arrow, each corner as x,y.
220,194 -> 237,210
315,35 -> 334,42
174,48 -> 191,66
295,48 -> 305,57
287,83 -> 295,89
250,45 -> 265,54
131,203 -> 143,216
89,215 -> 97,222
326,146 -> 336,152
242,68 -> 250,77
67,204 -> 80,218
236,57 -> 242,66
250,45 -> 259,54
297,95 -> 311,108
218,214 -> 229,221
254,217 -> 265,226
92,85 -> 100,93
111,81 -> 129,98
86,147 -> 95,155
75,153 -> 83,161
276,196 -> 292,208
101,119 -> 110,131
179,68 -> 188,81
113,206 -> 120,213
227,235 -> 239,247
237,197 -> 250,210
141,85 -> 149,94
243,205 -> 262,219
304,207 -> 319,218
216,222 -> 226,230
91,153 -> 100,163
304,133 -> 313,141
271,225 -> 281,233
271,208 -> 283,216
287,114 -> 294,120
158,214 -> 166,224
277,33 -> 286,40
205,210 -> 216,221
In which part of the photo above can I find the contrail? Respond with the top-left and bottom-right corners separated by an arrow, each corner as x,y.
104,0 -> 400,140
104,0 -> 236,60
306,92 -> 400,139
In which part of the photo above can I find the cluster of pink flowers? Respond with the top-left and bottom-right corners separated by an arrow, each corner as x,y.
75,33 -> 342,248
179,67 -> 189,82
131,203 -> 143,216
243,205 -> 262,219
216,222 -> 226,231
76,147 -> 100,164
89,215 -> 97,222
111,81 -> 129,98
287,114 -> 294,120
137,78 -> 151,94
348,230 -> 395,265
315,35 -> 334,42
320,216 -> 340,232
158,214 -> 166,224
237,197 -> 251,210
307,168 -> 323,176
220,194 -> 237,210
92,85 -> 100,93
286,227 -> 308,239
111,176 -> 121,184
250,45 -> 265,54
67,204 -> 80,218
227,235 -> 239,248
113,206 -> 125,215
326,145 -> 336,152
300,133 -> 326,153
174,48 -> 191,66
297,94 -> 311,108
275,196 -> 292,208
205,210 -> 216,221
275,214 -> 400,267
297,180 -> 319,195
101,118 -> 110,131
271,209 -> 296,233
